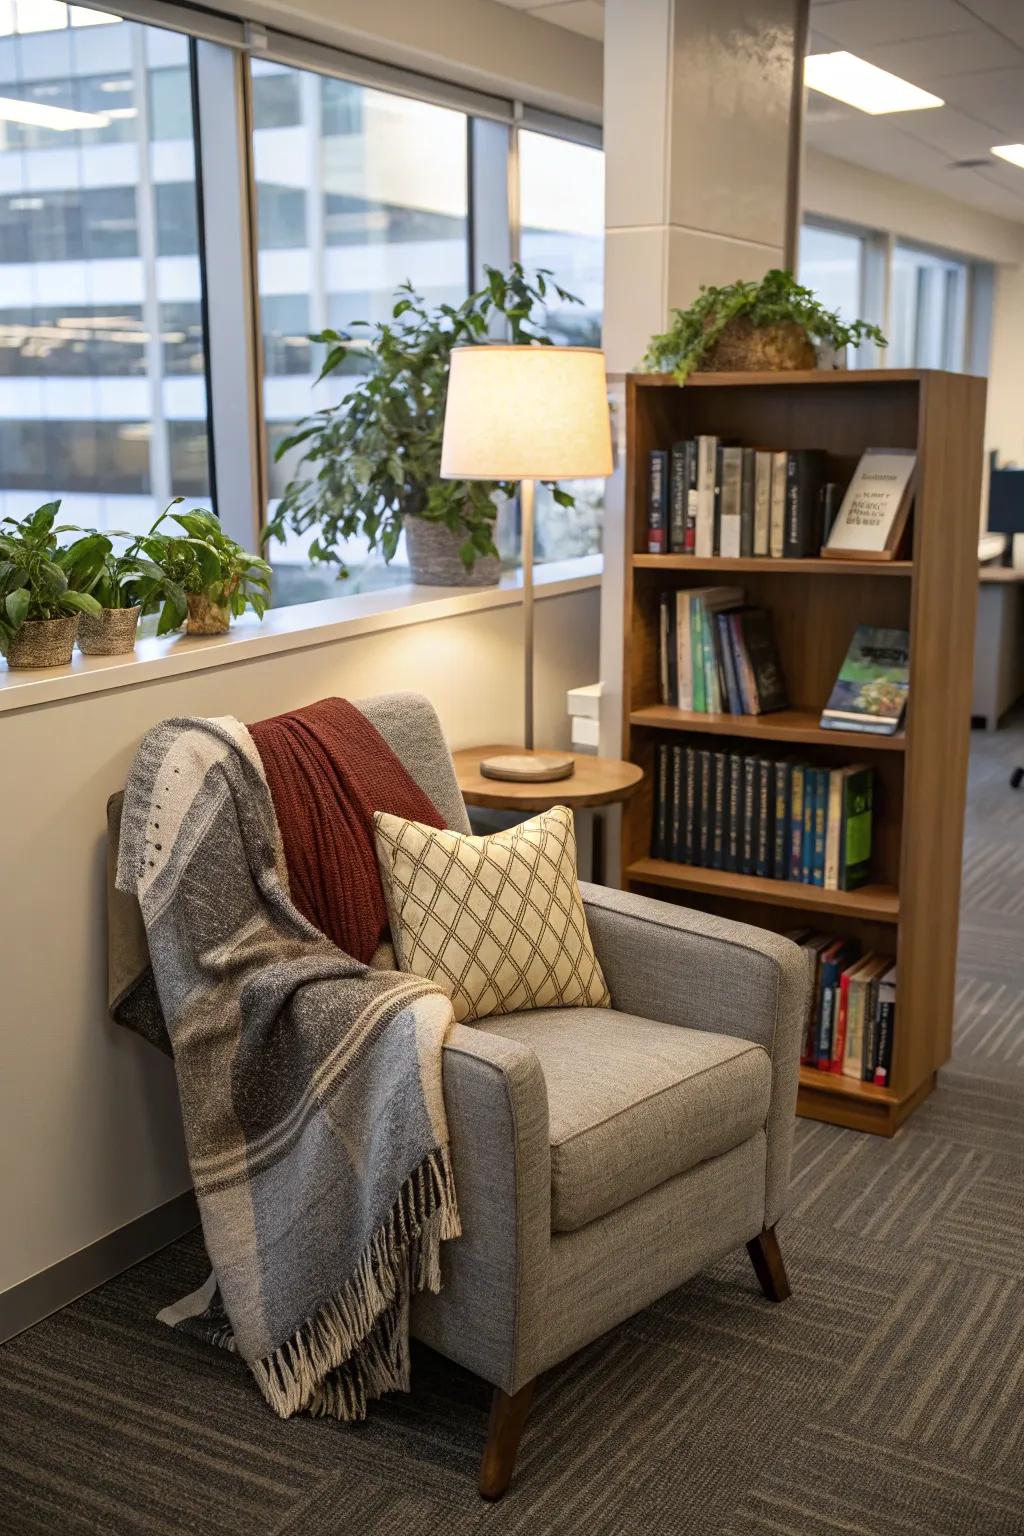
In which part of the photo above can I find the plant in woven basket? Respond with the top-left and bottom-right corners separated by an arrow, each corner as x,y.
62,530 -> 181,655
0,502 -> 103,664
134,502 -> 272,636
642,268 -> 887,384
264,263 -> 583,577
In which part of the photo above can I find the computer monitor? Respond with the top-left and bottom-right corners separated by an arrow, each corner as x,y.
988,467 -> 1024,538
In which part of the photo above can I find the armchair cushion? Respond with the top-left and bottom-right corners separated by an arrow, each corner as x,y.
478,1008 -> 772,1233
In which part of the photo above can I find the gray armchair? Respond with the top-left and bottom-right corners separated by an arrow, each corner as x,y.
359,694 -> 809,1499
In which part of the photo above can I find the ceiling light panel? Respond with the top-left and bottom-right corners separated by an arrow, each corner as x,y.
805,52 -> 944,115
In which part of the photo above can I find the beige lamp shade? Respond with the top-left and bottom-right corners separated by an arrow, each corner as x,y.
440,344 -> 613,481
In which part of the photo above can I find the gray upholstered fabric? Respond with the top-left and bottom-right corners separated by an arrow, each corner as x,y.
543,1132 -> 766,1367
480,1008 -> 771,1233
410,1025 -> 551,1394
356,691 -> 472,834
579,883 -> 807,1229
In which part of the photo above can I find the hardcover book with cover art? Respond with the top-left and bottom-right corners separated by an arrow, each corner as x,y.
820,626 -> 909,735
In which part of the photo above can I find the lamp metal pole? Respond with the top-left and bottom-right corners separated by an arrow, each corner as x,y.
521,477 -> 535,751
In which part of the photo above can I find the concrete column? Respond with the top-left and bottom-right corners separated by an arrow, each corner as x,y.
599,0 -> 807,774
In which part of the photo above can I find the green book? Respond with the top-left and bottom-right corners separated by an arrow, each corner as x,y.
839,767 -> 874,890
691,602 -> 706,713
820,626 -> 909,736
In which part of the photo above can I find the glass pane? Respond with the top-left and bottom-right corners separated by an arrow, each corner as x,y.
252,61 -> 470,606
518,129 -> 605,564
890,243 -> 968,371
0,10 -> 212,538
799,224 -> 862,324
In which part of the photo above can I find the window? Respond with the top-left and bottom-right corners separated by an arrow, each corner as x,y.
252,61 -> 470,606
799,223 -> 864,327
890,243 -> 969,371
518,128 -> 605,563
0,7 -> 212,535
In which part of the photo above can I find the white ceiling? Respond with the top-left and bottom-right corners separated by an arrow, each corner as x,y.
491,0 -> 1024,225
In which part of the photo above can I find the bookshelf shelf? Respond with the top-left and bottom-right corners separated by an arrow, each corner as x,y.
621,368 -> 985,1137
633,555 -> 914,577
629,704 -> 907,752
626,857 -> 899,923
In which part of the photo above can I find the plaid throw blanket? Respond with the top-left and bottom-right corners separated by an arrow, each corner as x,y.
114,713 -> 460,1420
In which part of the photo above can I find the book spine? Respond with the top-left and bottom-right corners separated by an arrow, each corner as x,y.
684,440 -> 698,554
773,761 -> 790,879
802,950 -> 820,1065
754,758 -> 772,878
669,744 -> 683,861
669,443 -> 688,553
754,450 -> 772,557
659,595 -> 669,706
727,611 -> 754,714
873,980 -> 896,1086
683,746 -> 697,864
831,969 -> 851,1073
840,767 -> 874,891
712,444 -> 723,556
676,592 -> 692,710
648,450 -> 668,554
740,447 -> 756,558
726,752 -> 742,872
697,748 -> 712,866
700,602 -> 721,713
812,768 -> 827,888
666,591 -> 678,709
824,768 -> 842,891
842,979 -> 864,1079
717,611 -> 742,714
741,756 -> 757,876
817,962 -> 837,1068
711,751 -> 726,870
769,449 -> 787,559
863,978 -> 881,1082
790,765 -> 805,881
691,602 -> 706,714
653,742 -> 669,858
695,437 -> 716,558
719,447 -> 743,559
801,768 -> 816,884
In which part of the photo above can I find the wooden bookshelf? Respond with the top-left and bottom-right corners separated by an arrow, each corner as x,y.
621,369 -> 985,1137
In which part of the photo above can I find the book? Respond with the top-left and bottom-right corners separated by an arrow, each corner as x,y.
719,446 -> 744,558
812,767 -> 828,887
665,595 -> 678,707
691,601 -> 706,713
820,481 -> 845,543
821,626 -> 909,736
733,608 -> 788,714
658,595 -> 670,705
754,450 -> 773,558
741,756 -> 758,876
772,760 -> 791,878
769,449 -> 788,558
653,742 -> 669,858
675,590 -> 694,710
801,767 -> 816,884
740,448 -> 756,558
696,748 -> 713,866
817,939 -> 860,1067
789,764 -> 806,882
823,448 -> 916,561
843,955 -> 890,1079
873,963 -> 898,1086
794,932 -> 835,1063
726,752 -> 742,872
862,964 -> 888,1081
754,758 -> 773,877
669,442 -> 688,554
695,436 -> 718,558
648,450 -> 669,553
783,449 -> 827,558
711,752 -> 727,869
669,744 -> 684,861
717,610 -> 744,714
683,745 -> 699,864
838,766 -> 874,891
697,587 -> 744,711
684,440 -> 699,554
823,767 -> 847,892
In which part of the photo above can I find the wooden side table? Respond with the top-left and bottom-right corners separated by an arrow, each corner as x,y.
452,745 -> 643,885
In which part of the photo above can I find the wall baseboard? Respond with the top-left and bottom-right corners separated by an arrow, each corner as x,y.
0,1190 -> 199,1346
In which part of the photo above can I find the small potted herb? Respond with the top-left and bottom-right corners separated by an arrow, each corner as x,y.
266,264 -> 583,587
643,269 -> 887,383
0,503 -> 102,668
135,503 -> 272,636
71,535 -> 161,656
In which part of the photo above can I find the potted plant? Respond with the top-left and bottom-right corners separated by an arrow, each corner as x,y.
265,263 -> 583,588
69,533 -> 168,656
0,503 -> 102,668
135,502 -> 272,636
643,268 -> 887,383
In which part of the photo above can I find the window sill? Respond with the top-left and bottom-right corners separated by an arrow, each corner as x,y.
0,554 -> 602,715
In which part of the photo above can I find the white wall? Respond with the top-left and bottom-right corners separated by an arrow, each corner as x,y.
986,264 -> 1024,467
1,586 -> 599,1299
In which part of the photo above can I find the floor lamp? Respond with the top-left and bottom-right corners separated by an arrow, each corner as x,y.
440,344 -> 612,783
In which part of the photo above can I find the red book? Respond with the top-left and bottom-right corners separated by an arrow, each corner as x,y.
831,969 -> 853,1072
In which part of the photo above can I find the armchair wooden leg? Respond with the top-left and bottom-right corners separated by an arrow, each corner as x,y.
478,1379 -> 535,1500
746,1225 -> 791,1303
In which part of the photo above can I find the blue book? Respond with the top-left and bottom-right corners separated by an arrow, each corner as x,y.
773,761 -> 791,879
789,765 -> 805,882
812,767 -> 828,887
717,611 -> 743,714
801,769 -> 816,884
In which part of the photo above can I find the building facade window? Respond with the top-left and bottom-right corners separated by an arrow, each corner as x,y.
889,243 -> 969,371
0,5 -> 212,533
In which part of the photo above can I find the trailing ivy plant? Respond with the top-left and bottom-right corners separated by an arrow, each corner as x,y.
643,268 -> 887,384
0,502 -> 102,657
133,502 -> 272,636
264,263 -> 583,574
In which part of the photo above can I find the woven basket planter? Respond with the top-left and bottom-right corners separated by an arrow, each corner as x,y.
77,604 -> 141,656
699,318 -> 817,374
186,593 -> 232,635
405,517 -> 499,588
6,613 -> 79,669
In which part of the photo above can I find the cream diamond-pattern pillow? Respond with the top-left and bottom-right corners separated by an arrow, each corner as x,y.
373,804 -> 609,1024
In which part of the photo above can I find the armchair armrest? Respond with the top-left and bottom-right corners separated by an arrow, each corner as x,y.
580,883 -> 808,1228
410,1025 -> 551,1395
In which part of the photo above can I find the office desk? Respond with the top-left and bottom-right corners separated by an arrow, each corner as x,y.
973,566 -> 1024,730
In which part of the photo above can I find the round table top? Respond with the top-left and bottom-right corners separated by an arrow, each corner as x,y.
453,745 -> 644,811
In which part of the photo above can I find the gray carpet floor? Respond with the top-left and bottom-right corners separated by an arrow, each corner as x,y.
3,724 -> 1024,1535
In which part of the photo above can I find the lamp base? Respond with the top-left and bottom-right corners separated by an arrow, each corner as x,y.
479,752 -> 576,784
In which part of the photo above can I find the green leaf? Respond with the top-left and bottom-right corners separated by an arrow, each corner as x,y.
61,589 -> 103,616
5,587 -> 29,628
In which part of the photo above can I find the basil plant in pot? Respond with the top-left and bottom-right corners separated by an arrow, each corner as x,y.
643,268 -> 887,383
264,263 -> 583,589
134,502 -> 272,636
0,503 -> 102,668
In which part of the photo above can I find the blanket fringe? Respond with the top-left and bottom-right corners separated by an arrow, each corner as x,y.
249,1144 -> 460,1423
